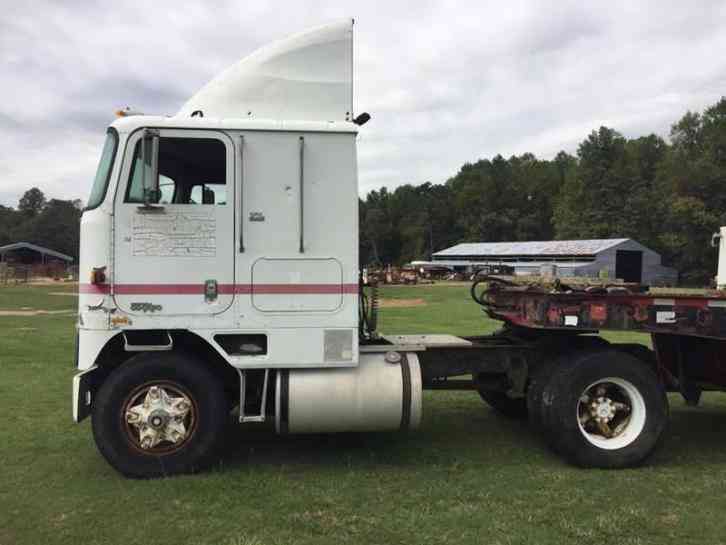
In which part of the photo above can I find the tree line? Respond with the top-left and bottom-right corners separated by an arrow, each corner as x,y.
0,188 -> 82,260
1,98 -> 724,283
360,98 -> 726,284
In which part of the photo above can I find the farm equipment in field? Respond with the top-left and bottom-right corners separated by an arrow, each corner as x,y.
73,20 -> 726,477
363,266 -> 422,285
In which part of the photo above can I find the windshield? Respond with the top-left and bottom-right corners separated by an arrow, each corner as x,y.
86,128 -> 118,210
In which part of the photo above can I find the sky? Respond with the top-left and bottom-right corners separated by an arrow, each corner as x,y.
1,0 -> 726,207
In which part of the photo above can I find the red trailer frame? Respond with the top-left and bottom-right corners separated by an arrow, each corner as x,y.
478,277 -> 726,402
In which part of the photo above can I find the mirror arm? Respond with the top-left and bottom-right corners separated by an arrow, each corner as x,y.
140,129 -> 162,210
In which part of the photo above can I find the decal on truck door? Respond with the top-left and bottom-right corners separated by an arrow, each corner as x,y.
132,211 -> 216,257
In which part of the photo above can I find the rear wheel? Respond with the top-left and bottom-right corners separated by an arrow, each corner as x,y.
614,343 -> 656,367
527,336 -> 610,433
537,350 -> 668,468
527,356 -> 566,432
92,352 -> 228,478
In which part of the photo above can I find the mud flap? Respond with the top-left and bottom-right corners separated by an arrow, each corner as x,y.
73,366 -> 98,423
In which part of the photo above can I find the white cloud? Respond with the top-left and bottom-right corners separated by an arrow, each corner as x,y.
1,0 -> 726,206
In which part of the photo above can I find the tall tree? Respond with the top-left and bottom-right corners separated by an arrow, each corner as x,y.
26,199 -> 82,258
655,99 -> 726,283
17,187 -> 47,218
0,205 -> 18,245
555,127 -> 631,239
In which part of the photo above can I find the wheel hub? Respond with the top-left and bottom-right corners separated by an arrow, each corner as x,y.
590,397 -> 616,422
578,381 -> 633,441
148,409 -> 169,430
125,385 -> 193,450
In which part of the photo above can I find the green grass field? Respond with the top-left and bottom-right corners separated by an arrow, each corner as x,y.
2,283 -> 726,545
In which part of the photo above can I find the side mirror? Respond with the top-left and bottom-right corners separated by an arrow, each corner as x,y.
142,129 -> 160,205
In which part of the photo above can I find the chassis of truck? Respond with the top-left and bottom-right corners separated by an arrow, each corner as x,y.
73,20 -> 726,477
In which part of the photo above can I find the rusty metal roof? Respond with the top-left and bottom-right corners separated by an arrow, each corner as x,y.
433,239 -> 630,258
413,259 -> 595,268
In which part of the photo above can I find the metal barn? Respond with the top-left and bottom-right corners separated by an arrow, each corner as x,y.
0,242 -> 74,265
413,238 -> 678,285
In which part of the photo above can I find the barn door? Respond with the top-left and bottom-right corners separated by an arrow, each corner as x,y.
615,250 -> 643,283
113,128 -> 235,316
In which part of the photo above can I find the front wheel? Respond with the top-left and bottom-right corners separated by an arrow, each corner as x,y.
538,350 -> 668,468
92,352 -> 229,478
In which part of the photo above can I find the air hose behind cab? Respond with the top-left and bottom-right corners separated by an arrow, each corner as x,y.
359,279 -> 379,340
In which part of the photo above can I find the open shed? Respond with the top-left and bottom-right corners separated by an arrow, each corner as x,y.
412,238 -> 678,285
0,242 -> 74,265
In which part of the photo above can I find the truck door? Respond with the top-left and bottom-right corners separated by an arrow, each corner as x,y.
113,129 -> 235,316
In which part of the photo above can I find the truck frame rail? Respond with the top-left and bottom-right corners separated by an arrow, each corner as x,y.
476,276 -> 726,340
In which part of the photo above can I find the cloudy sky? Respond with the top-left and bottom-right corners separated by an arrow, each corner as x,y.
1,0 -> 726,207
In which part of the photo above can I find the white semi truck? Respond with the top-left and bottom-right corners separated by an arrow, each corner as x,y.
74,20 -> 726,477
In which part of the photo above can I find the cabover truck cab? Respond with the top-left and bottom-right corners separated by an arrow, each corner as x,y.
75,21 -> 422,476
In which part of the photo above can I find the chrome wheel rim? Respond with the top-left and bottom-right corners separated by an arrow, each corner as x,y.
121,381 -> 198,455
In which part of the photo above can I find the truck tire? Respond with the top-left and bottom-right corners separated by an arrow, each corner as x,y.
539,350 -> 668,468
92,352 -> 228,478
527,356 -> 567,432
614,343 -> 656,367
477,390 -> 528,419
527,336 -> 610,433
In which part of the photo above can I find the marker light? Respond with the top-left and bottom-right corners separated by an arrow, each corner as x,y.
115,107 -> 144,117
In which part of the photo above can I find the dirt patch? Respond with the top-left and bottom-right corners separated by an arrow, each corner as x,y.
27,280 -> 77,286
378,298 -> 427,308
0,309 -> 75,316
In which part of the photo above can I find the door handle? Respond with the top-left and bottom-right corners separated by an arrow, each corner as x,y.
299,136 -> 304,253
205,279 -> 218,302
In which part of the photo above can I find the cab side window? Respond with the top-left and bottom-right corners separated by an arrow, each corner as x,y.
125,136 -> 226,204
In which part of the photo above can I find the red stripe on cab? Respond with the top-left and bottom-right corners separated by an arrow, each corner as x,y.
78,283 -> 359,295
78,284 -> 111,294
